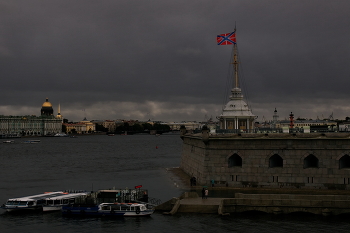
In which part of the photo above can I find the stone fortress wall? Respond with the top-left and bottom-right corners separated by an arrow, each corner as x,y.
180,128 -> 350,189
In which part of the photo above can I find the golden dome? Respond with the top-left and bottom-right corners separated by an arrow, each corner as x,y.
42,98 -> 52,107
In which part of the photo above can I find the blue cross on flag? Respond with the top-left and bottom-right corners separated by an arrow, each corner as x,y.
217,31 -> 236,45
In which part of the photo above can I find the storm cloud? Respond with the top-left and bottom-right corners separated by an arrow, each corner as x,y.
1,0 -> 349,122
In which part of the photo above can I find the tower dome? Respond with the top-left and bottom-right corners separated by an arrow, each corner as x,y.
41,98 -> 54,116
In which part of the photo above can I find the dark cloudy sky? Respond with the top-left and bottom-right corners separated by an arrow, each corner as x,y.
1,0 -> 349,122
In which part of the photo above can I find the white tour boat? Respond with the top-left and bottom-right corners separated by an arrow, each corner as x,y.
42,191 -> 89,212
23,140 -> 41,143
3,140 -> 14,143
61,202 -> 155,216
1,191 -> 88,212
98,202 -> 155,216
1,191 -> 65,212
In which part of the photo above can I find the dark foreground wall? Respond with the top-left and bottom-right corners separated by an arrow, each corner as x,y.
180,130 -> 350,189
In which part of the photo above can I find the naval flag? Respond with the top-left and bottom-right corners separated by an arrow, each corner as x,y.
217,31 -> 236,45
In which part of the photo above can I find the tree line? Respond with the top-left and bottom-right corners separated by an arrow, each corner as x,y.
98,122 -> 171,134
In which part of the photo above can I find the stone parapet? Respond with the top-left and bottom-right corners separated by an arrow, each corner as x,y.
180,132 -> 350,189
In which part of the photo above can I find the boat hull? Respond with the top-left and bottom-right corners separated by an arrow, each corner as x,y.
43,205 -> 63,212
2,206 -> 42,212
62,205 -> 124,216
62,204 -> 154,217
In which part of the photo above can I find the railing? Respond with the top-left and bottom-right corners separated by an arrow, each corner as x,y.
147,197 -> 162,206
209,128 -> 339,134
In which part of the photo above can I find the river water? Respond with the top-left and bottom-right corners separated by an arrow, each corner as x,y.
1,134 -> 350,232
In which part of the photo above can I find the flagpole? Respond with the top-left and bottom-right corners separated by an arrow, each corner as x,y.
233,27 -> 238,89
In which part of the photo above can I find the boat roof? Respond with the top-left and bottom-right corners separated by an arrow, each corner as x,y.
7,191 -> 87,201
45,192 -> 88,200
100,202 -> 144,206
98,190 -> 122,192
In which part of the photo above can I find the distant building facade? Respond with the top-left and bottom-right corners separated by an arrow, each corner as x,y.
0,98 -> 62,137
166,121 -> 202,131
64,117 -> 96,134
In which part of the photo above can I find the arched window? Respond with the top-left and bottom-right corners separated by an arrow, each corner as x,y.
339,154 -> 350,169
228,153 -> 242,168
269,154 -> 283,168
304,154 -> 318,168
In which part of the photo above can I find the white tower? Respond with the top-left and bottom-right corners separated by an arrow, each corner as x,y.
219,31 -> 255,132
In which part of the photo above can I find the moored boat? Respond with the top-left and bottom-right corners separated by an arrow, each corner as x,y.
1,191 -> 88,212
54,133 -> 68,137
62,202 -> 154,216
3,140 -> 14,143
42,191 -> 89,212
23,140 -> 41,143
1,191 -> 65,212
61,187 -> 157,217
99,202 -> 154,216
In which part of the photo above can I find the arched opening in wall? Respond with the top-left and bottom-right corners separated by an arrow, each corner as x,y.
228,154 -> 242,168
304,154 -> 319,168
339,154 -> 350,169
269,154 -> 283,168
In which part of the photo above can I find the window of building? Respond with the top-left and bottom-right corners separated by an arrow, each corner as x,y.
269,154 -> 283,168
339,154 -> 350,169
304,154 -> 319,168
228,153 -> 242,168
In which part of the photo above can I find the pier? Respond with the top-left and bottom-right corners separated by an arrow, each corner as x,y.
158,192 -> 350,216
160,167 -> 350,216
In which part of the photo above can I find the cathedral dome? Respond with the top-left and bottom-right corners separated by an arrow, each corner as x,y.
42,98 -> 52,107
41,98 -> 54,116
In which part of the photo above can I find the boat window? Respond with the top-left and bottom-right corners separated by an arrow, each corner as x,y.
6,201 -> 17,205
54,200 -> 60,205
18,201 -> 27,206
63,199 -> 69,204
37,200 -> 44,204
101,206 -> 110,210
120,205 -> 128,211
28,201 -> 34,206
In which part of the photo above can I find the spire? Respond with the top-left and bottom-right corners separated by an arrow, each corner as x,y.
273,108 -> 279,127
229,31 -> 243,101
233,37 -> 239,89
56,103 -> 62,119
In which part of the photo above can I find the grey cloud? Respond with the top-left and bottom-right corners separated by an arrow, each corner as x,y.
1,0 -> 349,122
